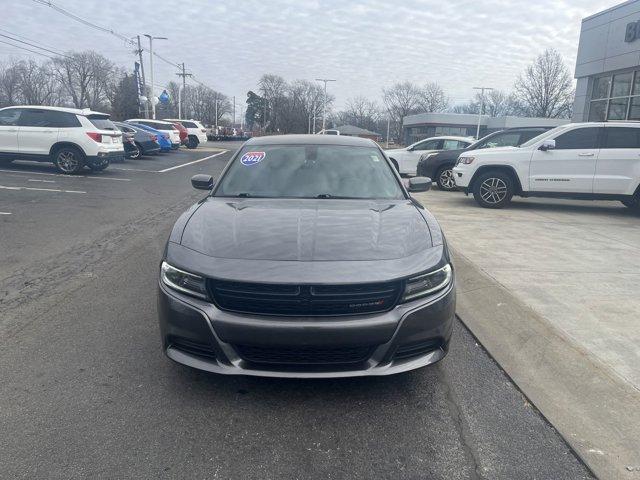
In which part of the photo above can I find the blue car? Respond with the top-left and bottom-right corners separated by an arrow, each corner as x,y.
125,122 -> 172,152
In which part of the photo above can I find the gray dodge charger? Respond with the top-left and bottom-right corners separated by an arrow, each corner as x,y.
158,134 -> 455,378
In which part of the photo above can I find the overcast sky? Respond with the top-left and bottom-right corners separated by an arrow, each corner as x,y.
3,0 -> 618,110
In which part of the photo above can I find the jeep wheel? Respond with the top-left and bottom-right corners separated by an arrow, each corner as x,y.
436,166 -> 456,191
53,146 -> 85,174
472,171 -> 514,209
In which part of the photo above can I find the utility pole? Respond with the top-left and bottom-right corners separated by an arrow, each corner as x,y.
214,92 -> 218,133
262,91 -> 267,134
233,95 -> 236,131
315,78 -> 336,134
473,86 -> 493,139
386,116 -> 391,148
144,34 -> 168,120
136,36 -> 149,118
175,63 -> 192,119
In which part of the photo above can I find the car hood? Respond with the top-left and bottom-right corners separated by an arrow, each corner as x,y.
179,198 -> 433,262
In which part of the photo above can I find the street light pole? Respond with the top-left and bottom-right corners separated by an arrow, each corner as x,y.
144,34 -> 167,120
473,86 -> 493,139
315,78 -> 336,134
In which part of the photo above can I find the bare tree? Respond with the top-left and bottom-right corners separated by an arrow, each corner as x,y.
338,96 -> 381,131
53,51 -> 116,110
513,48 -> 574,118
451,90 -> 519,117
418,82 -> 449,113
0,60 -> 22,107
382,81 -> 421,142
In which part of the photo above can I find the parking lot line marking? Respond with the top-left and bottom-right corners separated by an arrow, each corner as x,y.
109,167 -> 160,173
0,185 -> 86,194
158,150 -> 228,173
0,168 -> 130,181
28,179 -> 56,183
0,212 -> 11,215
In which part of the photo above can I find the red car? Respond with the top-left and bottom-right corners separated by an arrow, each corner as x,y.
169,121 -> 188,145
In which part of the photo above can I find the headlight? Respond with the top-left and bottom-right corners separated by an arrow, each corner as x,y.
457,156 -> 475,165
401,264 -> 452,302
160,261 -> 208,299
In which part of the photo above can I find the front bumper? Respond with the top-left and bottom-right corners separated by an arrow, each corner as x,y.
452,165 -> 471,189
157,277 -> 455,378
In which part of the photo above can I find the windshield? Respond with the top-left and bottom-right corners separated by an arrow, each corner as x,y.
214,144 -> 404,199
519,125 -> 571,148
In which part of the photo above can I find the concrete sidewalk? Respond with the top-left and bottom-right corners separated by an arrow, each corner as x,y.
414,190 -> 640,479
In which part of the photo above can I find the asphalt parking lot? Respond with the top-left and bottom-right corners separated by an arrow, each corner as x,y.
0,144 -> 594,479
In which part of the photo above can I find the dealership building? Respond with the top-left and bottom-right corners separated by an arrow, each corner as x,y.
573,0 -> 640,122
402,113 -> 567,145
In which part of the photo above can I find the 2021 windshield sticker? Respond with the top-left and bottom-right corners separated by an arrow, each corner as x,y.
240,151 -> 266,166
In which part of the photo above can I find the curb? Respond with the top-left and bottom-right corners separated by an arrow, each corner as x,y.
451,247 -> 640,480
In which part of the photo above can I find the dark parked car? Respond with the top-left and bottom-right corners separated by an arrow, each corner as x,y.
158,135 -> 455,378
417,127 -> 555,190
114,122 -> 160,158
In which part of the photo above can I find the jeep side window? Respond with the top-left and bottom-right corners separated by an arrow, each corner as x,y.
553,128 -> 600,149
603,127 -> 640,148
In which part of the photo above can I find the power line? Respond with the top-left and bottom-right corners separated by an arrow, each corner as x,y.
32,0 -> 181,68
31,0 -> 220,94
0,38 -> 57,60
0,32 -> 72,59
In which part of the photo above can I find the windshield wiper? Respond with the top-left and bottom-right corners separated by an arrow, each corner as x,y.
316,194 -> 361,199
236,193 -> 252,197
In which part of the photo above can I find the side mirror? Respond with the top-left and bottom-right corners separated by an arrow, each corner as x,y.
539,139 -> 556,151
191,174 -> 213,190
408,176 -> 432,192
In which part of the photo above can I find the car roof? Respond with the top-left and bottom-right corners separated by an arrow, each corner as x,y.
244,134 -> 376,147
0,105 -> 109,116
126,118 -> 173,125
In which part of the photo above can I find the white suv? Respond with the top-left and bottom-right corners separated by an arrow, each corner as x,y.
0,106 -> 124,174
163,118 -> 208,148
386,136 -> 473,176
126,118 -> 181,149
452,122 -> 640,212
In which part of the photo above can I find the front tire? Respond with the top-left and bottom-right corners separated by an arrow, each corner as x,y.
436,166 -> 457,191
53,146 -> 85,174
472,170 -> 514,209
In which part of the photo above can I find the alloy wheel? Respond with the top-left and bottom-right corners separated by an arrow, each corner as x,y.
439,168 -> 456,189
57,150 -> 79,173
479,177 -> 508,204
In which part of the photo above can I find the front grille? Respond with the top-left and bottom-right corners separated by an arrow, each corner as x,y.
207,279 -> 402,316
234,344 -> 374,365
169,336 -> 216,360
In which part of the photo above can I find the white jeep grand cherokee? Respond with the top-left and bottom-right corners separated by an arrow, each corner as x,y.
453,122 -> 640,212
0,105 -> 123,174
